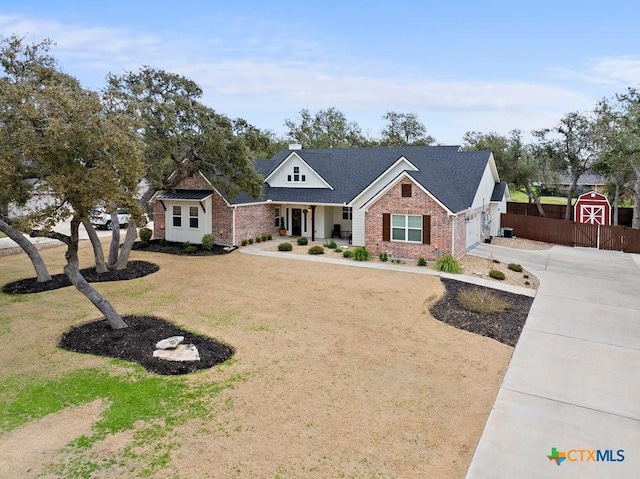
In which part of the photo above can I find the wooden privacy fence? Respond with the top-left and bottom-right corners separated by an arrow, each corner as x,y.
500,213 -> 640,253
506,202 -> 633,226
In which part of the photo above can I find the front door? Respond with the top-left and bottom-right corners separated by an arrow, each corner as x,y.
292,208 -> 302,236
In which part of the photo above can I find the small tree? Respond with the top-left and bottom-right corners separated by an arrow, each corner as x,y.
381,111 -> 435,145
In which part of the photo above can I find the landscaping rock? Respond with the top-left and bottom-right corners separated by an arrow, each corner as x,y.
153,344 -> 200,362
155,336 -> 184,350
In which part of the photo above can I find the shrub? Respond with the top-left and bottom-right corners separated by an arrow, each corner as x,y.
248,238 -> 253,244
241,239 -> 248,246
435,254 -> 462,274
261,234 -> 268,242
523,274 -> 529,279
267,234 -> 272,240
492,259 -> 500,264
334,248 -> 342,253
489,269 -> 506,280
160,238 -> 168,247
524,281 -> 530,286
184,245 -> 198,254
508,263 -> 523,272
138,241 -> 149,249
324,240 -> 337,249
308,245 -> 324,255
255,237 -> 261,243
278,242 -> 293,251
182,241 -> 191,250
379,252 -> 388,262
297,236 -> 308,245
457,287 -> 509,314
343,250 -> 353,258
417,257 -> 427,267
352,246 -> 370,261
201,233 -> 215,251
139,227 -> 152,243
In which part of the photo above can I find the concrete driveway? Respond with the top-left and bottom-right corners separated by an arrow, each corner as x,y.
466,243 -> 640,478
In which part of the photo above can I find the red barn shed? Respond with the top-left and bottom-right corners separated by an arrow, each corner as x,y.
574,191 -> 611,225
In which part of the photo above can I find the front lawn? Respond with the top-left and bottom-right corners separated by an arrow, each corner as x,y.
0,243 -> 513,478
509,189 -> 575,205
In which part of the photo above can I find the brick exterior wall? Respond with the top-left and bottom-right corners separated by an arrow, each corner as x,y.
235,204 -> 278,244
176,174 -> 212,190
153,200 -> 165,239
452,214 -> 467,258
211,190 -> 234,245
365,180 -> 456,261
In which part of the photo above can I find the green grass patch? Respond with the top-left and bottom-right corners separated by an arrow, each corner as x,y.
0,364 -> 240,477
509,189 -> 576,205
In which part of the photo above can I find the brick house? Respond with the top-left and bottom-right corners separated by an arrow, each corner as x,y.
153,145 -> 507,260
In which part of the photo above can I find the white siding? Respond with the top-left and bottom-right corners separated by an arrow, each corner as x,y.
471,163 -> 499,210
164,199 -> 212,244
351,209 -> 366,246
489,199 -> 506,237
267,154 -> 330,189
466,213 -> 481,248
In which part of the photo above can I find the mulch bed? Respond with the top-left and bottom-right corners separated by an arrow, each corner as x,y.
59,315 -> 234,375
132,239 -> 237,256
2,260 -> 159,295
429,278 -> 534,347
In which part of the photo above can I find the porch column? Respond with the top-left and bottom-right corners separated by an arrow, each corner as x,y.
311,205 -> 316,242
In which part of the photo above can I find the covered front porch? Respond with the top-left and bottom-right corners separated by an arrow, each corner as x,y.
277,203 -> 353,243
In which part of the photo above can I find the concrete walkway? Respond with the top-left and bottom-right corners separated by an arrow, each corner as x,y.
238,240 -> 536,297
466,244 -> 640,478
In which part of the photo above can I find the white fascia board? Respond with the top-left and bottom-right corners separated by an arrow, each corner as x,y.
362,171 -> 454,215
264,152 -> 333,190
349,156 -> 418,205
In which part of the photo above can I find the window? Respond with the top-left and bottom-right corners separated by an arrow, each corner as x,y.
287,175 -> 292,181
301,175 -> 306,182
342,207 -> 352,220
189,206 -> 199,228
391,214 -> 422,242
275,207 -> 280,227
172,205 -> 182,227
401,184 -> 412,197
293,166 -> 300,182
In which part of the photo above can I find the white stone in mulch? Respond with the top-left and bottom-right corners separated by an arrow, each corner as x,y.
153,344 -> 200,362
155,336 -> 184,350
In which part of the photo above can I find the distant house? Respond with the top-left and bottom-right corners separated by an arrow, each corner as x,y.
152,145 -> 507,260
5,179 -> 55,219
559,172 -> 607,194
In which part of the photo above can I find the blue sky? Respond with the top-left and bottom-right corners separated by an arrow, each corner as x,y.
1,1 -> 639,144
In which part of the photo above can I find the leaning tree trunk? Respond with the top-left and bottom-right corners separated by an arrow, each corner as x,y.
113,218 -> 137,271
612,182 -> 621,226
565,183 -> 577,220
108,208 -> 121,267
63,219 -> 128,329
633,172 -> 640,230
81,218 -> 108,274
0,218 -> 52,282
524,182 -> 546,217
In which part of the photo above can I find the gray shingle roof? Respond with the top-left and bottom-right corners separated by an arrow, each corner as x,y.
229,146 -> 493,213
491,181 -> 508,202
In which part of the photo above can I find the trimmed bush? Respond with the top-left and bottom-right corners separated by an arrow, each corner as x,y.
308,245 -> 324,255
324,240 -> 337,249
184,245 -> 198,254
201,233 -> 215,251
417,257 -> 427,267
261,234 -> 268,242
489,269 -> 506,280
139,227 -> 152,243
524,281 -> 531,285
342,250 -> 353,258
457,287 -> 509,314
278,242 -> 293,251
523,274 -> 529,279
352,246 -> 370,261
434,254 -> 462,274
241,239 -> 248,246
160,238 -> 168,247
255,237 -> 261,243
248,238 -> 253,244
267,234 -> 272,240
508,263 -> 523,272
297,236 -> 308,245
333,247 -> 342,253
138,241 -> 149,249
379,252 -> 388,262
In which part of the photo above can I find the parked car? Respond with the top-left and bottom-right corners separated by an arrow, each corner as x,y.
90,208 -> 131,230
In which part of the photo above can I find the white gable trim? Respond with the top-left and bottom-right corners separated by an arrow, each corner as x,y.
349,156 -> 418,205
362,171 -> 454,215
264,152 -> 333,190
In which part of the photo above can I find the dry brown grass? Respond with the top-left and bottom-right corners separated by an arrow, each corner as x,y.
0,241 -> 513,478
457,287 -> 510,314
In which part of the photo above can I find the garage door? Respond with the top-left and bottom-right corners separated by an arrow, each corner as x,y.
466,215 -> 480,249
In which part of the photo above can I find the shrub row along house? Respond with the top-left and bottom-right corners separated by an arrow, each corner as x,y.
152,145 -> 507,260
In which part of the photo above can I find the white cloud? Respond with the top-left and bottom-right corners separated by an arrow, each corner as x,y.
0,13 -> 603,142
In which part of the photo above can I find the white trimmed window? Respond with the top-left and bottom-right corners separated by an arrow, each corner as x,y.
189,206 -> 199,228
391,214 -> 422,242
342,207 -> 352,220
275,207 -> 281,227
172,205 -> 182,227
287,166 -> 306,182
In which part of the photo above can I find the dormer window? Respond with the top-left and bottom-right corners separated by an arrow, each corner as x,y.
288,166 -> 305,182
